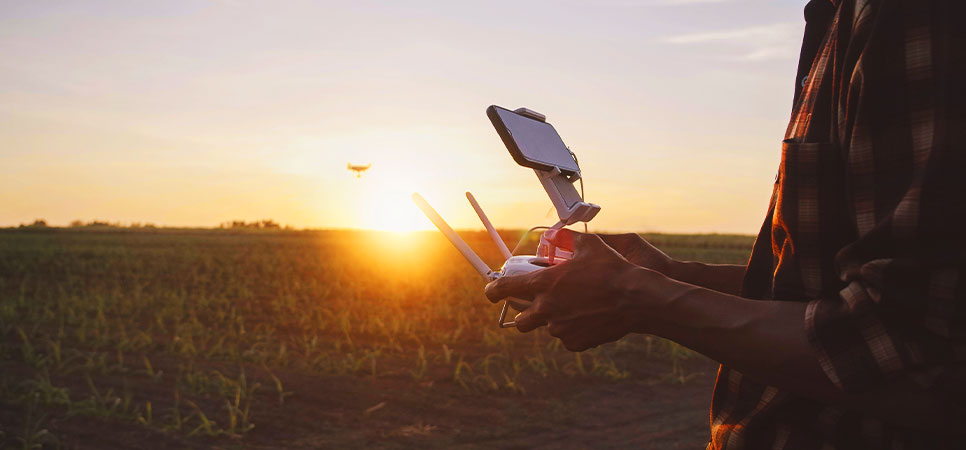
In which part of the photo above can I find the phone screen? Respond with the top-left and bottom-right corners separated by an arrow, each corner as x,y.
489,106 -> 580,174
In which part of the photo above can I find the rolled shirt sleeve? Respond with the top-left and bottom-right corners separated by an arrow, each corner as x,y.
806,260 -> 965,392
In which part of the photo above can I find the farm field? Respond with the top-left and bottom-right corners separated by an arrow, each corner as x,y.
0,227 -> 754,449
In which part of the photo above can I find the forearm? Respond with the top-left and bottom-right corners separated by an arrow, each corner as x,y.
667,261 -> 745,295
629,269 -> 836,399
624,267 -> 957,431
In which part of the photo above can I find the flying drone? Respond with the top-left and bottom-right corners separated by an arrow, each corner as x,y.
347,163 -> 372,177
413,106 -> 600,328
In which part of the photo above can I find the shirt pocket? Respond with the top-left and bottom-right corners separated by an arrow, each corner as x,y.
771,140 -> 837,300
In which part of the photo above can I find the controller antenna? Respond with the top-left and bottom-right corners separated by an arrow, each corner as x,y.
465,192 -> 513,260
412,193 -> 495,280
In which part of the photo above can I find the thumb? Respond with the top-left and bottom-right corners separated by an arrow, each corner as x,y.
571,232 -> 612,258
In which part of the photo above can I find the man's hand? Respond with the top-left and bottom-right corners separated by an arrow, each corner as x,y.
595,233 -> 675,275
596,232 -> 746,295
485,230 -> 663,351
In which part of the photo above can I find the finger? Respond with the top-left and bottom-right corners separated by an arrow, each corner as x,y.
547,320 -> 595,352
556,317 -> 631,352
515,294 -> 557,332
572,232 -> 617,259
547,320 -> 576,339
514,307 -> 550,332
546,315 -> 633,352
596,233 -> 635,253
563,338 -> 595,352
484,273 -> 539,303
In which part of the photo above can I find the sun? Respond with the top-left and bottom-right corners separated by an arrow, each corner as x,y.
339,145 -> 446,232
356,183 -> 434,232
361,193 -> 433,232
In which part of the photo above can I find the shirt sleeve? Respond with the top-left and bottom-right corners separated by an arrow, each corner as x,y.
804,0 -> 966,393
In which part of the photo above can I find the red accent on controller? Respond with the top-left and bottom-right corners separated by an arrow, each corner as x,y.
539,228 -> 575,265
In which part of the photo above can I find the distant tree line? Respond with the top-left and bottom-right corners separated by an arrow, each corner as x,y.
20,219 -> 49,228
219,219 -> 292,230
16,219 -> 293,230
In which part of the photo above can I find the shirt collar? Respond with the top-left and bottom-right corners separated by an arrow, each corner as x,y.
805,0 -> 838,21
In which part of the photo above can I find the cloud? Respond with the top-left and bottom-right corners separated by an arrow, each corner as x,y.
662,22 -> 802,61
576,0 -> 731,6
663,23 -> 799,44
652,0 -> 731,4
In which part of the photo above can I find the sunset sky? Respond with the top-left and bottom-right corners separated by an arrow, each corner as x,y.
1,0 -> 807,233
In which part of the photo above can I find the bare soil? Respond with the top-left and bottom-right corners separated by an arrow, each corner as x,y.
2,355 -> 717,450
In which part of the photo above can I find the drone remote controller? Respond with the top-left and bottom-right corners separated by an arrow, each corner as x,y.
413,106 -> 598,328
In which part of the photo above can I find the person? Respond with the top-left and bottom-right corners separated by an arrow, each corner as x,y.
484,0 -> 966,448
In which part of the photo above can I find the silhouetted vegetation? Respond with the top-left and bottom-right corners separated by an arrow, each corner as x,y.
221,219 -> 285,229
18,219 -> 48,229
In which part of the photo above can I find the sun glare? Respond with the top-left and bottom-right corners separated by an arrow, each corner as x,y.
361,193 -> 432,232
354,178 -> 434,233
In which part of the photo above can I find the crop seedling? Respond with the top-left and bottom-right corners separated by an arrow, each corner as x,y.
16,393 -> 58,450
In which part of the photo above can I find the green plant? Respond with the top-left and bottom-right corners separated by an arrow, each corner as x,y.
137,401 -> 153,426
164,387 -> 184,432
69,374 -> 125,418
183,398 -> 219,437
15,327 -> 41,367
267,370 -> 293,405
140,355 -> 163,382
453,358 -> 473,390
20,368 -> 70,407
16,393 -> 58,450
224,383 -> 255,436
410,345 -> 427,381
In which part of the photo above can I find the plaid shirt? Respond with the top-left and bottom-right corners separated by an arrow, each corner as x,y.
709,0 -> 966,448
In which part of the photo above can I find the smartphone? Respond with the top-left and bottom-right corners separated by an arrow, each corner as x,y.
486,105 -> 580,176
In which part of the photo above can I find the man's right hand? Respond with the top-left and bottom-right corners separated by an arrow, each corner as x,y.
596,233 -> 746,295
595,233 -> 675,275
